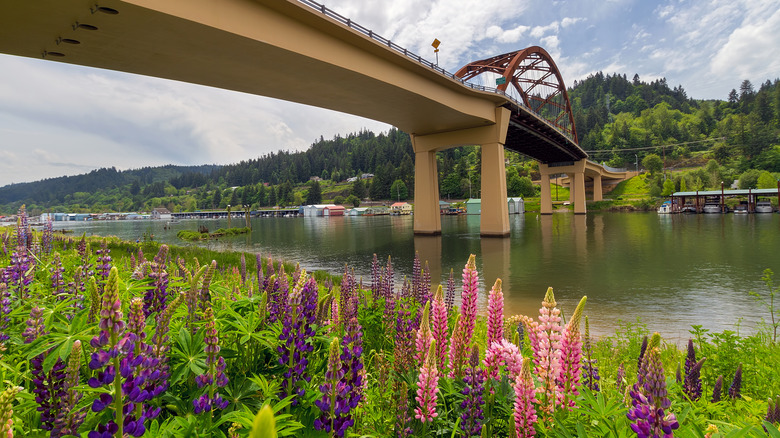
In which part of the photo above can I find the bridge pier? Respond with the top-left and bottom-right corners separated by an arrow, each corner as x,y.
593,174 -> 603,202
412,107 -> 511,236
539,160 -> 587,215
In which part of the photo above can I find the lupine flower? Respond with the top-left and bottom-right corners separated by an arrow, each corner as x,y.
447,313 -> 468,378
558,296 -> 587,409
460,255 -> 479,347
431,286 -> 448,371
340,317 -> 364,416
95,240 -> 112,281
627,334 -> 679,438
582,316 -> 600,392
711,375 -> 723,403
617,363 -> 626,394
395,382 -> 413,438
52,340 -> 88,437
143,245 -> 169,317
383,256 -> 394,301
42,216 -> 54,256
513,361 -> 538,438
414,302 -> 433,367
483,339 -> 523,381
728,364 -> 742,400
460,346 -> 485,437
199,260 -> 217,313
704,424 -> 719,438
0,385 -> 22,438
314,338 -> 351,436
445,268 -> 455,314
414,341 -> 439,423
49,253 -> 67,301
765,397 -> 779,425
412,252 -> 422,303
394,298 -> 415,375
193,306 -> 229,415
683,339 -> 705,401
278,274 -> 318,406
521,287 -> 563,411
25,307 -> 68,432
487,278 -> 504,348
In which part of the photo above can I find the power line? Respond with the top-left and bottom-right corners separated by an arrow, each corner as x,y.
583,137 -> 726,154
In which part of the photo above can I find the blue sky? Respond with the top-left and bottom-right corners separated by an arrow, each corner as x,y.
0,0 -> 778,186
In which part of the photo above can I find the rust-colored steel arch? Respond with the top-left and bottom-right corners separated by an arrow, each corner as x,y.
455,46 -> 577,144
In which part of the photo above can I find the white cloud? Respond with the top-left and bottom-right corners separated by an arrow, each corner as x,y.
561,17 -> 585,28
486,24 -> 531,43
530,22 -> 560,38
710,6 -> 780,80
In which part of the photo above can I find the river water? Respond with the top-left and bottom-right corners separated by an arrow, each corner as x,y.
55,212 -> 780,341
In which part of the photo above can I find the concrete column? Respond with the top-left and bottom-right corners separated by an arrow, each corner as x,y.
593,174 -> 603,201
413,150 -> 441,234
573,170 -> 586,214
540,165 -> 552,215
480,142 -> 510,236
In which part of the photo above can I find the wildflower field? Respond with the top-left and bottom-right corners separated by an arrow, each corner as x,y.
1,206 -> 779,437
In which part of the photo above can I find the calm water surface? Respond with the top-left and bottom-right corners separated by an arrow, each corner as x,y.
56,212 -> 780,341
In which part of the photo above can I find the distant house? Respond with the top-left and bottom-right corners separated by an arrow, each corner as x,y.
302,204 -> 337,217
310,176 -> 323,182
361,173 -> 374,180
152,208 -> 172,220
439,200 -> 451,214
465,199 -> 481,215
390,202 -> 412,215
508,197 -> 525,214
323,205 -> 346,216
346,177 -> 358,183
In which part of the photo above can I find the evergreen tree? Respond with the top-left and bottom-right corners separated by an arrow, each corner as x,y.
352,178 -> 367,199
306,180 -> 322,205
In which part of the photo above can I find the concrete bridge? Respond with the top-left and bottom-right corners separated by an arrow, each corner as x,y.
0,0 -> 632,236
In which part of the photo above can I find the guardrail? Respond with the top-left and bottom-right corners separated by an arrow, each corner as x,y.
295,0 -> 575,142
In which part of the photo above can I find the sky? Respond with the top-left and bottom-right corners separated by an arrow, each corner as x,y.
1,0 -> 779,187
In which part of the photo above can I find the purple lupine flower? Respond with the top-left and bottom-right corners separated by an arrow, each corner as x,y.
394,296 -> 416,375
52,339 -> 88,437
25,306 -> 69,432
370,253 -> 380,299
278,274 -> 318,406
383,256 -> 394,300
627,334 -> 679,438
486,279 -> 504,348
395,382 -> 413,438
412,252 -> 421,303
617,363 -> 626,394
431,286 -> 448,371
240,253 -> 247,285
414,341 -> 439,423
193,305 -> 229,415
198,260 -> 217,313
314,338 -> 352,437
765,397 -> 779,425
711,375 -> 723,403
460,346 -> 485,437
95,240 -> 112,281
42,216 -> 54,256
340,316 -> 364,414
382,283 -> 396,346
50,252 -> 67,301
582,316 -> 600,392
445,268 -> 455,314
143,245 -> 169,317
0,283 -> 9,342
683,339 -> 705,401
728,364 -> 742,400
340,266 -> 357,324
557,296 -> 587,410
513,361 -> 539,438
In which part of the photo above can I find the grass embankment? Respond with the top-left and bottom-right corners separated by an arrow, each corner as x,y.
176,226 -> 251,241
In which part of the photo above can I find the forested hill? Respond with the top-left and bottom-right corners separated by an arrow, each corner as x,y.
1,74 -> 778,215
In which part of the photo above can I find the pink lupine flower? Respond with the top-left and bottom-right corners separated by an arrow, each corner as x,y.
447,314 -> 468,378
487,279 -> 504,348
521,287 -> 563,413
513,361 -> 538,438
461,255 -> 479,346
415,341 -> 439,423
483,339 -> 523,381
414,302 -> 433,367
557,296 -> 587,410
431,286 -> 449,371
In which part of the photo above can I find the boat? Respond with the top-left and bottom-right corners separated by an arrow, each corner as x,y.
657,201 -> 673,214
703,203 -> 728,214
680,203 -> 697,214
755,201 -> 775,213
733,201 -> 749,214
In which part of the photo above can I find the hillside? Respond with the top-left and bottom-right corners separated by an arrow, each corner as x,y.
1,74 -> 778,215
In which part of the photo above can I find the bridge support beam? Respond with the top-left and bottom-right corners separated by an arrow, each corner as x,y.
413,150 -> 441,235
593,174 -> 603,202
540,172 -> 553,214
411,107 -> 511,236
573,171 -> 586,214
539,159 -> 587,215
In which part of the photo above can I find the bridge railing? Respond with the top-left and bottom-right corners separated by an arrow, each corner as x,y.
296,0 -> 574,143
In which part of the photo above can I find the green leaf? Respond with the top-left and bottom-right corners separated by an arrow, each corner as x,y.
250,405 -> 277,438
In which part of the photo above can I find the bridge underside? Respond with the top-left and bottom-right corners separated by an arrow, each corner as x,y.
504,106 -> 588,164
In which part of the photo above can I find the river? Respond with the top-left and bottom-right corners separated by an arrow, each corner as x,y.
54,212 -> 780,341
